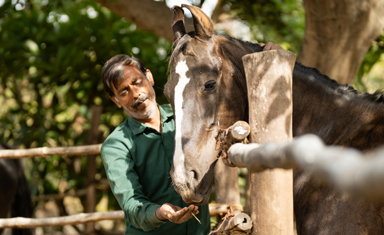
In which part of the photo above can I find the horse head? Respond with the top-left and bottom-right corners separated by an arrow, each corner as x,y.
165,5 -> 262,204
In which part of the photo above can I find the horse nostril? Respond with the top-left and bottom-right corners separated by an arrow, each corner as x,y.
190,170 -> 198,180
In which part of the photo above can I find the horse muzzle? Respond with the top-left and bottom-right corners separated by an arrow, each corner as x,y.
171,157 -> 217,205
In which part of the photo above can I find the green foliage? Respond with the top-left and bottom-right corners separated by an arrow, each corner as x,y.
0,0 -> 171,222
224,0 -> 305,53
354,32 -> 384,92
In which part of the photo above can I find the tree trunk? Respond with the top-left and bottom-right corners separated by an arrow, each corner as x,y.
94,0 -> 173,41
298,0 -> 384,84
93,0 -> 194,42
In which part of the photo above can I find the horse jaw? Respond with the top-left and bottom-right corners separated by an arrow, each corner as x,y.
171,131 -> 219,204
171,137 -> 218,205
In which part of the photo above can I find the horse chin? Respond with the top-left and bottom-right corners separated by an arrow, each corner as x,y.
180,181 -> 213,205
178,161 -> 216,205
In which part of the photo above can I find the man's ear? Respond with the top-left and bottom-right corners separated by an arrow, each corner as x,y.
110,96 -> 122,108
146,69 -> 155,86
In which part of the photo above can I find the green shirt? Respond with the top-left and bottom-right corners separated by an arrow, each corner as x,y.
101,104 -> 210,235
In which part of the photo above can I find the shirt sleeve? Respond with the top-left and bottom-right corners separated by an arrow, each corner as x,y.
101,137 -> 166,231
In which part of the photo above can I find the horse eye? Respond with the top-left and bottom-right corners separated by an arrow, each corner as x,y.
204,80 -> 216,91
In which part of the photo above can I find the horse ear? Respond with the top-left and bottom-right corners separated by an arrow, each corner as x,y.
182,4 -> 214,38
172,6 -> 186,43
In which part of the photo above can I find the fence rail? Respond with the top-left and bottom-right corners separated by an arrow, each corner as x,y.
227,134 -> 384,199
0,203 -> 241,229
0,211 -> 124,229
0,144 -> 102,159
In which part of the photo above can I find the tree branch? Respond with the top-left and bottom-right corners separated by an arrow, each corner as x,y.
93,0 -> 173,41
93,0 -> 196,42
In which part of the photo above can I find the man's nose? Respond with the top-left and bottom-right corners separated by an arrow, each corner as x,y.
131,87 -> 140,98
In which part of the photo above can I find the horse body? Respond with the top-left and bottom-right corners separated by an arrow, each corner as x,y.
0,143 -> 34,235
165,4 -> 384,235
292,64 -> 384,150
291,64 -> 384,234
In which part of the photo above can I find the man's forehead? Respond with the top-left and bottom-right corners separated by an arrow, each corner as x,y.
122,64 -> 143,76
113,65 -> 144,90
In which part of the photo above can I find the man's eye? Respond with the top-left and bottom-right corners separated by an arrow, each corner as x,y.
204,80 -> 216,91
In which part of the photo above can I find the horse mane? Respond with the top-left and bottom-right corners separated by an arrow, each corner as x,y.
168,31 -> 197,71
293,62 -> 384,105
218,34 -> 384,105
221,35 -> 263,52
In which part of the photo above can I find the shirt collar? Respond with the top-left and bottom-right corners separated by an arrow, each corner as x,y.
128,104 -> 174,135
159,103 -> 174,124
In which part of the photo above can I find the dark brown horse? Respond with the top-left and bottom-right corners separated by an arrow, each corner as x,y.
164,4 -> 384,235
0,143 -> 34,235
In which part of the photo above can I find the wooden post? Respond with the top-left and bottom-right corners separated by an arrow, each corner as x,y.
85,105 -> 102,235
242,50 -> 296,235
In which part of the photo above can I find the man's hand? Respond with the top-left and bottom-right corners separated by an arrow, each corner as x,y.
155,203 -> 199,224
260,42 -> 284,51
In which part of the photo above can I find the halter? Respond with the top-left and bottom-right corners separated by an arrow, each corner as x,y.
216,124 -> 250,167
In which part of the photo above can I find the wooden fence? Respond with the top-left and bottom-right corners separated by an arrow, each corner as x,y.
0,204 -> 242,229
227,134 -> 384,199
0,144 -> 102,159
0,146 -> 242,230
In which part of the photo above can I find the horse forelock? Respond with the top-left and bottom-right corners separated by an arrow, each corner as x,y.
168,32 -> 196,72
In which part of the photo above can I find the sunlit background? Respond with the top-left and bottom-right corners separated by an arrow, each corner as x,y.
0,0 -> 383,234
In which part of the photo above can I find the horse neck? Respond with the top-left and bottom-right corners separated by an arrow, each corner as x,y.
292,63 -> 384,150
218,36 -> 264,122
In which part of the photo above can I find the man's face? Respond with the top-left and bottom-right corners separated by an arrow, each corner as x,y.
110,65 -> 157,121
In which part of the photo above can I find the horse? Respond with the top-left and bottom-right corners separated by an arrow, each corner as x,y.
0,143 -> 34,235
164,4 -> 384,235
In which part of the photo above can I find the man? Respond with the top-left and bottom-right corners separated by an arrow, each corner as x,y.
100,54 -> 210,235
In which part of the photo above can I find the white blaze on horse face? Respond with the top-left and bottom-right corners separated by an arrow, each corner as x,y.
173,60 -> 190,183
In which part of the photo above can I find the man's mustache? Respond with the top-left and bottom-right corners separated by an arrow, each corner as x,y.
131,95 -> 149,108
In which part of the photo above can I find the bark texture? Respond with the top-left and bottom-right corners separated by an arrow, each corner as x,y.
94,0 -> 173,41
243,50 -> 296,235
298,0 -> 384,84
93,0 -> 195,42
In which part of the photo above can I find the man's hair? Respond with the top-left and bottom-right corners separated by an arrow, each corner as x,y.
102,55 -> 147,97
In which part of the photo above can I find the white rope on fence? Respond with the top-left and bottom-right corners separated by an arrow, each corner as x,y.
227,134 -> 384,199
0,144 -> 102,159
